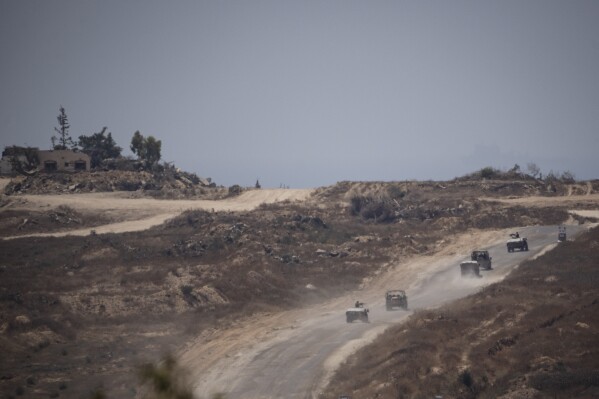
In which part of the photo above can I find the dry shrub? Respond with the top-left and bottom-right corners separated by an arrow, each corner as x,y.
349,195 -> 396,222
138,355 -> 193,399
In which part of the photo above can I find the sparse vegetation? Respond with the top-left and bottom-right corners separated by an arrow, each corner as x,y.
480,166 -> 500,179
0,174 -> 596,398
456,163 -> 579,184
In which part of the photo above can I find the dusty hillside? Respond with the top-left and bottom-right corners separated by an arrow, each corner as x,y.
0,173 -> 597,398
322,225 -> 599,399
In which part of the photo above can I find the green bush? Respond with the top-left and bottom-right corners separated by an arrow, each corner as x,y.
228,185 -> 242,196
479,167 -> 498,179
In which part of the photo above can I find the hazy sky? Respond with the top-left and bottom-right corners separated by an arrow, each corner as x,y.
1,1 -> 598,188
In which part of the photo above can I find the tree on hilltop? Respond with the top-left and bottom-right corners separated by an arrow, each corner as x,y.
51,106 -> 77,150
78,127 -> 122,168
130,131 -> 162,167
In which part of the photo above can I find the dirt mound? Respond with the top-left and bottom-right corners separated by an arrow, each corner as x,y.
3,169 -> 223,199
0,205 -> 114,237
315,179 -> 589,205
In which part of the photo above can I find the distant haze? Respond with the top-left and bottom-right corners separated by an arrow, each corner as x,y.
1,1 -> 598,188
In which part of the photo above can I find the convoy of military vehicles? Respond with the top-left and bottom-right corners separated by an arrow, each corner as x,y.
348,229 -> 564,321
347,291 -> 409,323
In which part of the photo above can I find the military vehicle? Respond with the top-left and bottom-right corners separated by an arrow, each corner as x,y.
470,250 -> 492,270
558,226 -> 567,242
346,302 -> 369,323
507,232 -> 528,252
460,261 -> 481,277
385,290 -> 408,310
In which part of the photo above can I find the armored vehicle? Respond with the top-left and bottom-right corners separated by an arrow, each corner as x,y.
346,302 -> 369,323
507,233 -> 528,252
471,250 -> 492,270
460,261 -> 481,277
385,290 -> 408,310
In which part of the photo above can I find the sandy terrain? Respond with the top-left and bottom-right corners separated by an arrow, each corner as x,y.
1,188 -> 314,239
11,188 -> 315,213
485,193 -> 599,206
485,193 -> 599,220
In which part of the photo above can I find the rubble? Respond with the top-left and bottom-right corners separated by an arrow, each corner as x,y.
3,169 -> 220,199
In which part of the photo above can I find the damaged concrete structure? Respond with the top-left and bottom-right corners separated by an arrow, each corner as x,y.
1,147 -> 91,175
37,150 -> 90,172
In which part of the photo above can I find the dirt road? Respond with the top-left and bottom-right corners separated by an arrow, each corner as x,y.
182,223 -> 591,399
1,189 -> 314,239
485,193 -> 599,206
